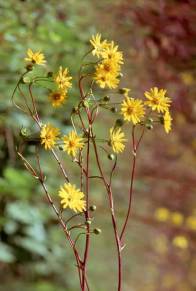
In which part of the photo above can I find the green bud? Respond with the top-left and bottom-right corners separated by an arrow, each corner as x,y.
118,87 -> 129,94
25,64 -> 33,71
147,117 -> 153,123
22,76 -> 31,84
111,107 -> 118,113
115,118 -> 124,127
86,219 -> 92,225
47,71 -> 53,78
93,228 -> 102,235
108,153 -> 115,160
117,73 -> 123,79
103,95 -> 110,102
146,124 -> 153,130
20,128 -> 30,137
58,145 -> 64,151
89,205 -> 96,211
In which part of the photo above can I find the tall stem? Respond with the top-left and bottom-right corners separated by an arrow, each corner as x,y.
91,129 -> 122,291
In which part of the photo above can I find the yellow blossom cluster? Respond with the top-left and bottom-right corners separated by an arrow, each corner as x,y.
40,125 -> 84,158
90,34 -> 123,89
49,66 -> 72,107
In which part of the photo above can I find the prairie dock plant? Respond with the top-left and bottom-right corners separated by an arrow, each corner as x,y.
12,35 -> 173,291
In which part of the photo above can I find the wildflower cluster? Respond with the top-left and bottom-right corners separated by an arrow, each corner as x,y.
14,33 -> 175,291
90,34 -> 123,89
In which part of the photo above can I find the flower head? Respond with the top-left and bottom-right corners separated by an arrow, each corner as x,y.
48,91 -> 67,107
62,130 -> 84,157
90,33 -> 109,57
94,59 -> 120,89
101,41 -> 123,65
109,127 -> 126,153
121,97 -> 145,124
145,87 -> 171,113
40,123 -> 60,150
25,49 -> 46,65
163,110 -> 172,133
54,66 -> 72,91
58,183 -> 86,213
172,235 -> 188,249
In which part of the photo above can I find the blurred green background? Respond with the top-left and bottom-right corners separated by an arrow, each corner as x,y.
0,0 -> 195,290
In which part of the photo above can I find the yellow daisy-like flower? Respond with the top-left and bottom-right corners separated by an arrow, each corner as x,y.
62,130 -> 84,157
48,91 -> 67,107
154,207 -> 170,222
109,127 -> 126,153
25,48 -> 46,65
54,66 -> 72,91
163,110 -> 172,134
170,212 -> 184,226
101,41 -> 124,65
58,183 -> 86,213
145,87 -> 171,113
94,59 -> 120,89
121,97 -> 145,124
90,33 -> 109,57
40,123 -> 60,150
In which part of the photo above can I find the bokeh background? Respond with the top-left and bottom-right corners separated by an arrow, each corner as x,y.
0,0 -> 196,290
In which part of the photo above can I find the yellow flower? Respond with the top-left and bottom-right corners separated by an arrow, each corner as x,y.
172,235 -> 188,249
121,97 -> 145,124
94,59 -> 120,89
109,127 -> 126,153
101,41 -> 124,64
62,130 -> 84,157
90,33 -> 109,57
170,212 -> 184,226
145,87 -> 171,113
40,123 -> 60,150
163,110 -> 172,133
94,71 -> 120,89
48,91 -> 67,107
186,216 -> 196,230
58,183 -> 86,213
54,66 -> 72,91
154,207 -> 170,222
25,48 -> 46,65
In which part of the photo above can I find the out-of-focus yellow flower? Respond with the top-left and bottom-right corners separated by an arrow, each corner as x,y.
54,66 -> 72,91
109,127 -> 126,154
186,216 -> 196,231
40,123 -> 60,150
25,48 -> 46,65
163,110 -> 172,133
154,207 -> 170,222
58,183 -> 86,213
121,97 -> 145,124
145,87 -> 171,113
48,91 -> 67,107
90,33 -> 109,57
180,72 -> 194,86
172,235 -> 188,249
170,211 -> 184,226
62,130 -> 84,157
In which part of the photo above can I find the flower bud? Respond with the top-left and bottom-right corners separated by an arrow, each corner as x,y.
111,107 -> 118,113
146,124 -> 153,130
108,153 -> 115,160
118,87 -> 129,95
115,118 -> 124,127
20,128 -> 30,137
58,145 -> 64,151
117,73 -> 123,79
47,71 -> 53,78
89,205 -> 96,211
72,107 -> 78,114
86,219 -> 92,225
25,64 -> 33,71
103,95 -> 110,102
93,228 -> 102,235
